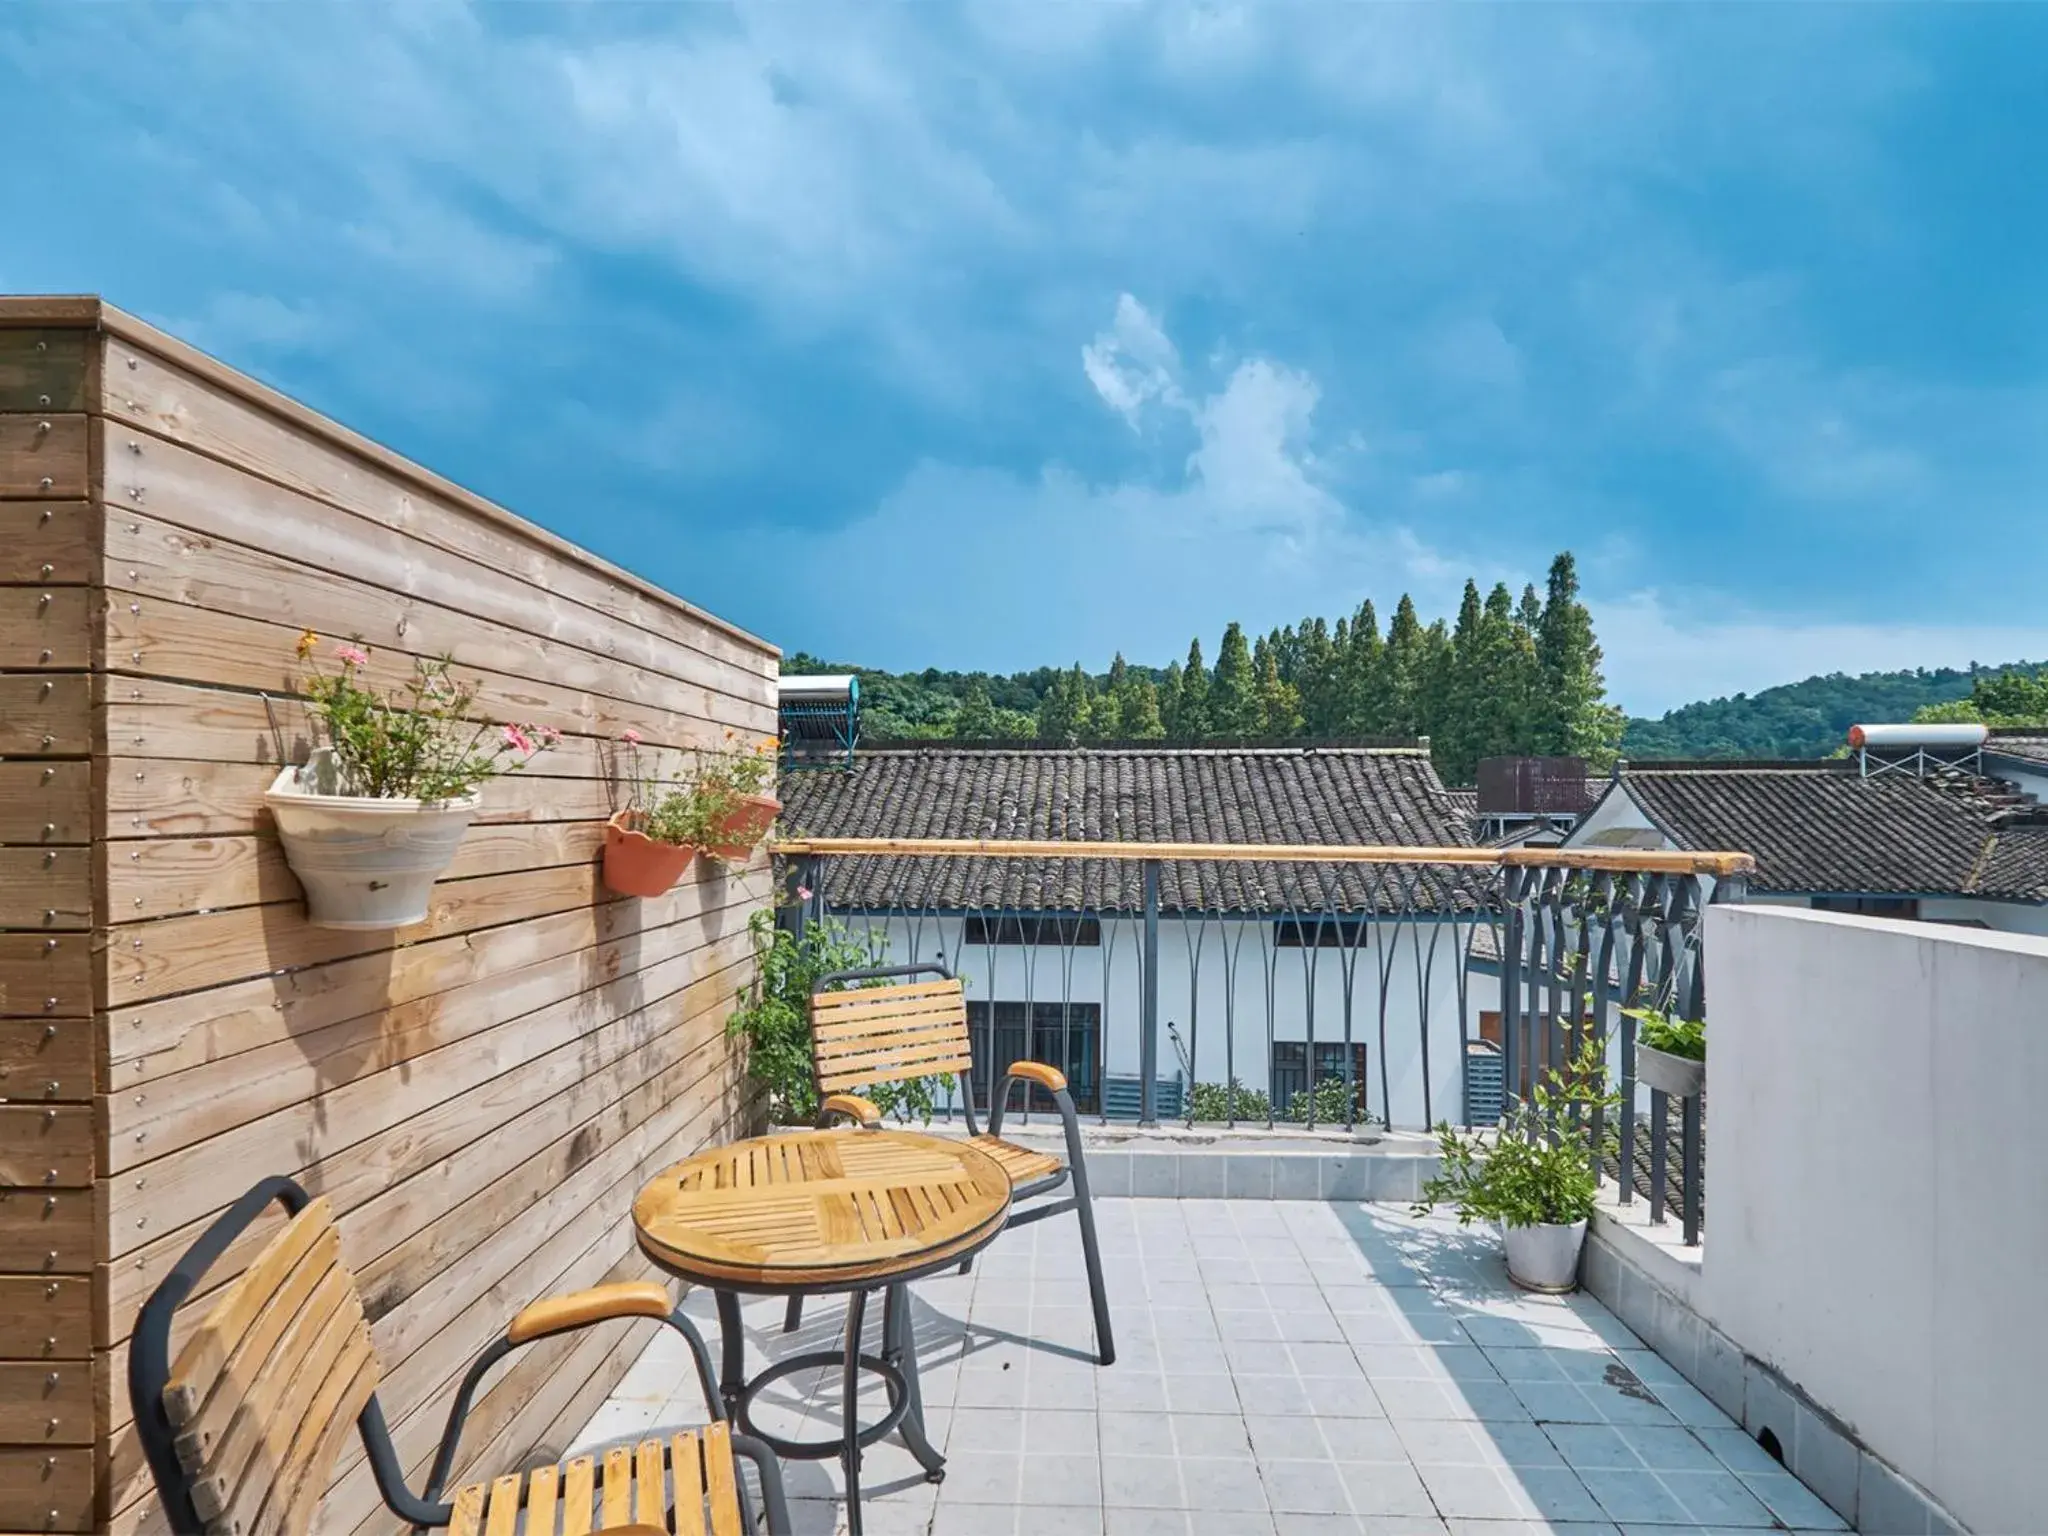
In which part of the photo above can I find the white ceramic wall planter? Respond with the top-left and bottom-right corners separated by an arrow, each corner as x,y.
1502,1218 -> 1588,1293
264,757 -> 480,930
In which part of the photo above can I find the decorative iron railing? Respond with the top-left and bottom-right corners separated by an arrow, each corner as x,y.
771,840 -> 1752,1245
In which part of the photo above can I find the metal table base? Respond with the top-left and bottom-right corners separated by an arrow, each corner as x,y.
715,1284 -> 943,1535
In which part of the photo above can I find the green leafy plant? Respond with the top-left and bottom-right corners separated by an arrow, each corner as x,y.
1189,1079 -> 1272,1122
1281,1075 -> 1374,1127
725,911 -> 947,1125
617,729 -> 779,849
1414,1036 -> 1619,1229
1622,1006 -> 1705,1062
295,632 -> 553,800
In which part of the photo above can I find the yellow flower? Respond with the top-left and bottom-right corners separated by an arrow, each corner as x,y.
295,629 -> 319,659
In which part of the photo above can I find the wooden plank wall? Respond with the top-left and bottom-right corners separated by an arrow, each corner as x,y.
0,299 -> 779,1536
0,316 -> 101,1536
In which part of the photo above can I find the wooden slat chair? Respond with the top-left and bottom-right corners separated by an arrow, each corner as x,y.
791,962 -> 1114,1366
130,1176 -> 793,1536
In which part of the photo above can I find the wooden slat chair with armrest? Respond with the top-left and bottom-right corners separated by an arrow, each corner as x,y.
786,962 -> 1114,1366
130,1175 -> 793,1536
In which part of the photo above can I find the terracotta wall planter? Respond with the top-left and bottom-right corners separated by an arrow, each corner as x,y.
603,810 -> 697,897
700,793 -> 781,863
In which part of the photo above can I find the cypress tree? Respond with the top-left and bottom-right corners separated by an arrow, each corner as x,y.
1122,676 -> 1166,738
1037,664 -> 1090,743
1177,638 -> 1212,740
1159,660 -> 1185,739
1342,601 -> 1385,734
1382,595 -> 1425,736
1536,551 -> 1624,764
953,682 -> 997,740
1436,581 -> 1487,780
1297,617 -> 1339,736
1087,654 -> 1131,740
1211,623 -> 1258,738
1257,643 -> 1304,737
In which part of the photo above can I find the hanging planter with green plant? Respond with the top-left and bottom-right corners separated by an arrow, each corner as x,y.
1622,1006 -> 1706,1098
602,728 -> 782,895
693,729 -> 782,862
264,634 -> 554,930
602,729 -> 698,898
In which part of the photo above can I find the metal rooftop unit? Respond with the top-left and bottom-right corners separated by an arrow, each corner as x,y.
777,673 -> 860,770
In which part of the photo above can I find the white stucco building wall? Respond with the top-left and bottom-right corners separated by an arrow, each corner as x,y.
829,910 -> 1497,1130
1698,904 -> 2048,1536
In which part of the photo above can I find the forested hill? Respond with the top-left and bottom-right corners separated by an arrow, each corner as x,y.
785,552 -> 1626,786
1620,662 -> 2042,760
790,649 -> 2048,768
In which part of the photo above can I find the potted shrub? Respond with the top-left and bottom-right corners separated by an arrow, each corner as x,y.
1414,1037 -> 1618,1293
725,908 -> 946,1126
264,635 -> 553,930
1622,1006 -> 1706,1099
601,730 -> 698,898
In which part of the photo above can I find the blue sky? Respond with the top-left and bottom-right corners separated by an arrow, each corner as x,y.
5,4 -> 2046,715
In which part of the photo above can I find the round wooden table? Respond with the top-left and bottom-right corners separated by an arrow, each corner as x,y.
633,1129 -> 1011,1536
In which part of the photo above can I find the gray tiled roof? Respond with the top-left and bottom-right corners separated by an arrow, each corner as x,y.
1987,733 -> 2048,770
1601,762 -> 2048,901
779,745 -> 1481,913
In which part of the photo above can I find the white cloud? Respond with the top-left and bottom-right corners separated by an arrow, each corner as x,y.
1185,358 -> 1338,536
1082,293 -> 1183,426
697,298 -> 1450,667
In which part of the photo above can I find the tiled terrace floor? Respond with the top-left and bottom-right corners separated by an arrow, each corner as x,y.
575,1200 -> 1847,1536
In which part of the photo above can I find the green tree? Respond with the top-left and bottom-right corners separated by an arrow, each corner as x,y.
1159,660 -> 1185,738
1914,666 -> 2048,726
1037,664 -> 1090,743
1535,552 -> 1625,765
1211,623 -> 1258,738
1341,600 -> 1386,734
1434,581 -> 1488,780
952,682 -> 997,740
1415,618 -> 1454,746
1257,643 -> 1304,736
1295,617 -> 1342,736
1381,595 -> 1426,736
1488,582 -> 1544,754
1517,584 -> 1543,634
1081,655 -> 1129,740
1121,676 -> 1167,738
1175,639 -> 1211,741
1105,653 -> 1165,739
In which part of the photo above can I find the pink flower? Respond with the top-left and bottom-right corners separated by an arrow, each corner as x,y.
539,725 -> 563,747
502,724 -> 536,755
334,644 -> 370,668
797,885 -> 814,902
622,728 -> 644,746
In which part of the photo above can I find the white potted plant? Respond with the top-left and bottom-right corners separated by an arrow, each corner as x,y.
1414,1037 -> 1618,1293
1622,1006 -> 1706,1098
265,633 -> 554,930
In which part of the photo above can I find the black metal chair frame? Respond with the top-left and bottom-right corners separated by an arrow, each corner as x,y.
797,960 -> 1115,1367
129,1175 -> 794,1535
